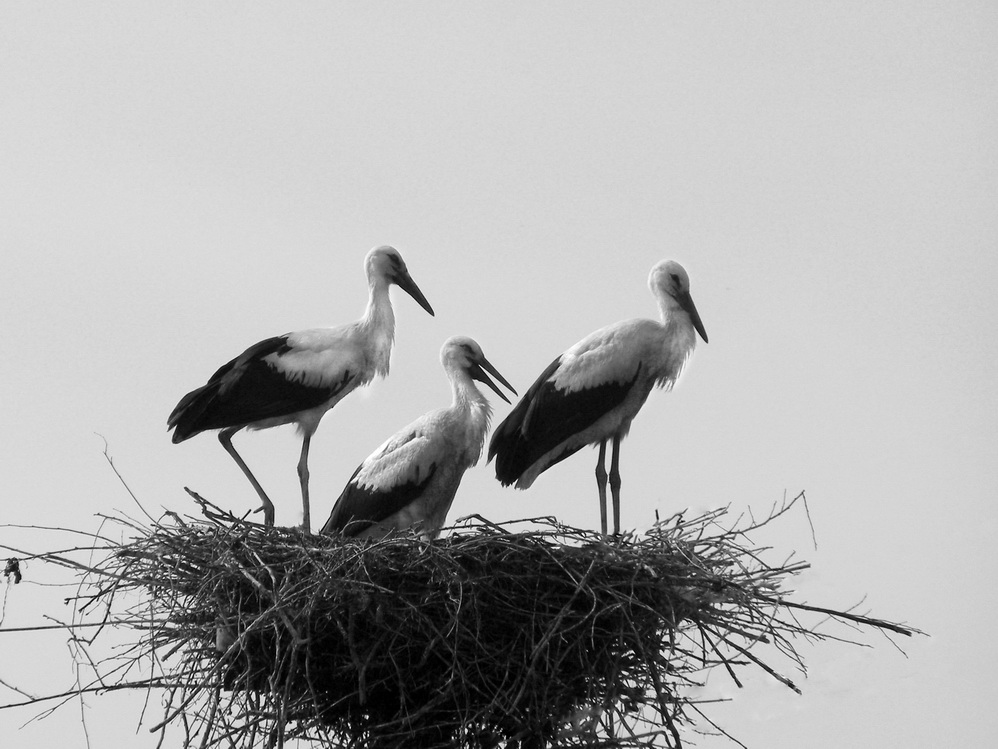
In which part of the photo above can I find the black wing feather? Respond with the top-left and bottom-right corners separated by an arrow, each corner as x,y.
488,356 -> 640,484
168,335 -> 351,441
320,463 -> 438,537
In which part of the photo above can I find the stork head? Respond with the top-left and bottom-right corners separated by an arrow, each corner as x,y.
650,260 -> 708,343
442,336 -> 517,404
365,246 -> 435,316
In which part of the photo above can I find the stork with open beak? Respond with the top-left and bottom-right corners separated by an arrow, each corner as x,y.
322,336 -> 515,540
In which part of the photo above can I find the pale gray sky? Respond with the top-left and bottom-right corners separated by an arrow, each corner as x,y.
2,2 -> 996,747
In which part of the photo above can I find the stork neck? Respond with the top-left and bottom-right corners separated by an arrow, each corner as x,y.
658,299 -> 697,354
450,372 -> 492,464
452,372 -> 492,420
361,280 -> 396,377
658,295 -> 685,328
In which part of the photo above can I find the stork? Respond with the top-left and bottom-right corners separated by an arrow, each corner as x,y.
168,245 -> 434,530
488,260 -> 707,536
321,336 -> 515,540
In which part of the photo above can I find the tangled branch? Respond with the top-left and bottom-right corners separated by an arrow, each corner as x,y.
0,492 -> 916,748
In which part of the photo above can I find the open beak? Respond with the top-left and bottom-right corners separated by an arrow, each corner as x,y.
679,289 -> 708,344
394,269 -> 435,316
470,355 -> 517,404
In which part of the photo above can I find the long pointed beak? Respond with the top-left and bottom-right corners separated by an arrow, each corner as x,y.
679,289 -> 708,344
470,355 -> 517,404
394,270 -> 435,316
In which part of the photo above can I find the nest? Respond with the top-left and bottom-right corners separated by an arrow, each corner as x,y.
4,492 -> 914,748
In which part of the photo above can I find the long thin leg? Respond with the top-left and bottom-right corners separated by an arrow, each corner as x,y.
609,434 -> 622,536
297,434 -> 311,531
595,439 -> 608,536
218,428 -> 276,526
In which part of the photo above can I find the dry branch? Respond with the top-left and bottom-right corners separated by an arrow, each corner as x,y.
0,492 -> 916,748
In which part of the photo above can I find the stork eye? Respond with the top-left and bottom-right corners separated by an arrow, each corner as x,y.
670,273 -> 680,284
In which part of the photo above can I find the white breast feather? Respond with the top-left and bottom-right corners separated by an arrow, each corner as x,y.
656,318 -> 698,390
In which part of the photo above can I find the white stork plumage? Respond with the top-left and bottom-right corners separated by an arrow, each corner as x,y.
168,245 -> 434,530
321,336 -> 516,540
488,260 -> 707,536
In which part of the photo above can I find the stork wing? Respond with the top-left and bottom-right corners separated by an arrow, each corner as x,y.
489,354 -> 640,485
320,428 -> 439,537
168,334 -> 357,440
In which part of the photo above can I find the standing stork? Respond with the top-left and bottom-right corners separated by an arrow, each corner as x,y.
168,245 -> 435,530
321,336 -> 515,540
488,260 -> 707,536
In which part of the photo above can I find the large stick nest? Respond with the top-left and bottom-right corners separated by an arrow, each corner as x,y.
5,492 -> 915,748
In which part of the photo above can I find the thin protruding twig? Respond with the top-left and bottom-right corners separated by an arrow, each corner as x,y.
96,434 -> 157,525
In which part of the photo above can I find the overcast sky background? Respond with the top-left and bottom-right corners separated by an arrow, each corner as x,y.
1,2 -> 996,747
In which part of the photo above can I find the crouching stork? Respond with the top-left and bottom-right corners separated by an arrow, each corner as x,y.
322,336 -> 515,540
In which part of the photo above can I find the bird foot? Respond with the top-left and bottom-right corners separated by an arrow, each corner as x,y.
253,505 -> 276,527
